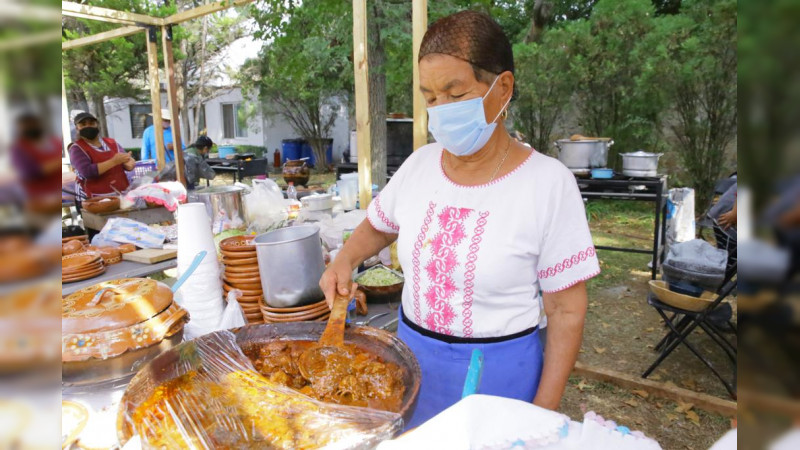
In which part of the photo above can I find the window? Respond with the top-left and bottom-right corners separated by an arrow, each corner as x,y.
222,103 -> 248,138
129,104 -> 153,138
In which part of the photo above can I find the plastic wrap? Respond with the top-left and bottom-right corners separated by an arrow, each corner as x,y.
118,330 -> 402,449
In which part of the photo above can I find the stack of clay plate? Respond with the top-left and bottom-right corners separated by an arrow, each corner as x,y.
260,299 -> 331,324
62,252 -> 105,283
219,235 -> 264,324
62,235 -> 89,248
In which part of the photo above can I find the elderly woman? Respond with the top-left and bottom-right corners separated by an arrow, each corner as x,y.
321,10 -> 599,428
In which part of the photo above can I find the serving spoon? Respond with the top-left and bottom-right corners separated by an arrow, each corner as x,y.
297,293 -> 352,384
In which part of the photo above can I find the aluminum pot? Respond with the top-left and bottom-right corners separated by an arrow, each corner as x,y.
620,150 -> 663,172
555,139 -> 606,169
189,186 -> 246,231
254,225 -> 325,308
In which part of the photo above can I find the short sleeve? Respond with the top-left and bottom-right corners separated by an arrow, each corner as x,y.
536,169 -> 600,293
367,176 -> 402,234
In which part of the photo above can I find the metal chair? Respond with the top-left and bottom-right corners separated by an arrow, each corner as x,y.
642,222 -> 738,398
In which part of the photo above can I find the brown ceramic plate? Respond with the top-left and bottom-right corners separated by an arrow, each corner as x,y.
223,279 -> 262,291
224,264 -> 260,274
62,252 -> 101,270
83,196 -> 120,214
118,243 -> 137,254
261,303 -> 328,319
219,235 -> 256,253
62,261 -> 103,275
263,311 -> 329,323
62,263 -> 105,278
222,272 -> 261,283
234,294 -> 263,303
221,256 -> 259,266
222,283 -> 262,297
62,235 -> 89,243
62,240 -> 85,256
260,299 -> 327,314
220,249 -> 257,260
62,266 -> 106,283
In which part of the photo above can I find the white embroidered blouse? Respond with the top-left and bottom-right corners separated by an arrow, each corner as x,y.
367,143 -> 600,338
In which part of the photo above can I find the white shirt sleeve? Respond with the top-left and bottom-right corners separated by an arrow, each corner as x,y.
536,167 -> 600,293
366,165 -> 410,234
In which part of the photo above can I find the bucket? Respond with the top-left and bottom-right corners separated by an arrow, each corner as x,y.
254,225 -> 326,308
281,139 -> 302,163
218,146 -> 236,158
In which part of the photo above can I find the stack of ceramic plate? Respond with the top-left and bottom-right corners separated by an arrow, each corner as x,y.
62,252 -> 105,283
219,235 -> 264,324
260,299 -> 331,324
62,235 -> 89,247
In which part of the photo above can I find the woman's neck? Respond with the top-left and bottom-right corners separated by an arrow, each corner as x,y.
444,127 -> 508,171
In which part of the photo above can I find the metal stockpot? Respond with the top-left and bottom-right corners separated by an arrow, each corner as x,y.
620,150 -> 663,174
189,186 -> 246,231
555,139 -> 609,169
254,225 -> 326,308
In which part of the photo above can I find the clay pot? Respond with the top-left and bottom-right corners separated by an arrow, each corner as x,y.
118,244 -> 137,254
83,196 -> 120,214
282,159 -> 310,187
62,240 -> 85,256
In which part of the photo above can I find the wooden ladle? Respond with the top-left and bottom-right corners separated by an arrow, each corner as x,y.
297,293 -> 352,384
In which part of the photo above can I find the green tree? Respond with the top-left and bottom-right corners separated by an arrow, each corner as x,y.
666,0 -> 736,211
513,28 -> 577,153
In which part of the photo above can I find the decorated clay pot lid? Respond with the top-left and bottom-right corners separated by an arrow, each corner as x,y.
62,278 -> 173,335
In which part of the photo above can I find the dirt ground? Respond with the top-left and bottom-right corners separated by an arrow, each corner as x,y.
557,201 -> 735,449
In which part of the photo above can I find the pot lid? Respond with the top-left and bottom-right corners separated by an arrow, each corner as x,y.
62,278 -> 173,335
194,185 -> 244,194
622,150 -> 661,157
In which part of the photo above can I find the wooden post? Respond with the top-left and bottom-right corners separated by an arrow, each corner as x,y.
162,25 -> 186,186
412,0 -> 428,151
61,70 -> 71,155
146,27 -> 165,169
352,0 -> 372,209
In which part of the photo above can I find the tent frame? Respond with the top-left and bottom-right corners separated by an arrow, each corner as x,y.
62,0 -> 428,204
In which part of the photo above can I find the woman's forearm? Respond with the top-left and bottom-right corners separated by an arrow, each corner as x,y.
336,219 -> 397,270
96,159 -> 119,175
534,283 -> 588,410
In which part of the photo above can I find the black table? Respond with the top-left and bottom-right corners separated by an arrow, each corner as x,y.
576,174 -> 668,280
335,162 -> 398,180
206,158 -> 269,183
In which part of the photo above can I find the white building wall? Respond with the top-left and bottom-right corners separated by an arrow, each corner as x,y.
103,87 -> 350,163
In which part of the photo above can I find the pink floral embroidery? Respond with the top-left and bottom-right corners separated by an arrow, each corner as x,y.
462,211 -> 489,337
412,202 -> 436,324
423,207 -> 473,335
373,196 -> 399,232
537,246 -> 597,279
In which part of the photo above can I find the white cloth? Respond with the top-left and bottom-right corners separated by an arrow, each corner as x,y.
367,143 -> 599,338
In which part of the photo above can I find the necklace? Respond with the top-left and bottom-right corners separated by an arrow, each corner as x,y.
443,137 -> 513,184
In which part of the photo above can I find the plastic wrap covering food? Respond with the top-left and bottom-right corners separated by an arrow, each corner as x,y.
118,330 -> 403,449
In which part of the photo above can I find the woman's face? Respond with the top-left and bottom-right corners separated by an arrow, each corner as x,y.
419,54 -> 513,121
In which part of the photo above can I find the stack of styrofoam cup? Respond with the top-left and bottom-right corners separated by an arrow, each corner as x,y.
175,203 -> 224,338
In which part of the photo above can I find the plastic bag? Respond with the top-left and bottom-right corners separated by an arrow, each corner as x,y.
118,330 -> 402,449
244,178 -> 288,231
220,289 -> 247,329
123,182 -> 187,212
665,188 -> 695,249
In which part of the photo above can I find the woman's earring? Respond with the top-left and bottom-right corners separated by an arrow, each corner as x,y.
501,109 -> 509,120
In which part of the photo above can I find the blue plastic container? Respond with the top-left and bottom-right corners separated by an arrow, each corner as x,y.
300,140 -> 315,167
218,146 -> 236,158
281,139 -> 302,163
591,168 -> 614,179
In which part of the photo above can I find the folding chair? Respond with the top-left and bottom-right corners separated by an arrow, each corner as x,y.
642,221 -> 738,398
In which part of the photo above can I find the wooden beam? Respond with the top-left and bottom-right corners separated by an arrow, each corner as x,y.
162,25 -> 186,186
62,25 -> 144,51
62,2 -> 163,26
738,389 -> 800,417
145,27 -> 166,169
412,0 -> 428,151
352,0 -> 372,209
61,71 -> 71,156
572,361 -> 737,417
0,30 -> 61,51
164,0 -> 255,25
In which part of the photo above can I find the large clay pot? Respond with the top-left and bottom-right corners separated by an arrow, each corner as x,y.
282,159 -> 310,187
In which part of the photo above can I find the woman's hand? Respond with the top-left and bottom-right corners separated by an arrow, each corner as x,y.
718,203 -> 737,229
320,256 -> 357,310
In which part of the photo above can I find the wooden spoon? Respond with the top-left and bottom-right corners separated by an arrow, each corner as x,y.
297,293 -> 352,384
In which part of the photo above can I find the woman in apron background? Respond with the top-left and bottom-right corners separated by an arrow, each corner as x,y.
67,112 -> 134,197
321,11 -> 599,429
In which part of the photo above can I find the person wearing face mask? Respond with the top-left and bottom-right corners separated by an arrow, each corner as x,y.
140,108 -> 185,162
68,112 -> 134,197
320,11 -> 598,428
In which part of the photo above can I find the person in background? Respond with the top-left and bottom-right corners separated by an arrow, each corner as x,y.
141,108 -> 184,162
68,112 -> 133,197
156,135 -> 216,190
11,113 -> 63,208
187,135 -> 214,159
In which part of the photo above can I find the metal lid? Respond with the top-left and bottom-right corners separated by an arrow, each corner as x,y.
622,150 -> 662,157
193,185 -> 244,194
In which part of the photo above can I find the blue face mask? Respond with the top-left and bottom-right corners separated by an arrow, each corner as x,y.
427,75 -> 511,157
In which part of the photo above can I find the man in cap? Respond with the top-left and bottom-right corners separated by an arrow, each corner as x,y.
68,112 -> 134,197
141,108 -> 185,162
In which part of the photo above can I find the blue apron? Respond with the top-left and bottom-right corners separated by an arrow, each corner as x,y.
397,308 -> 544,429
